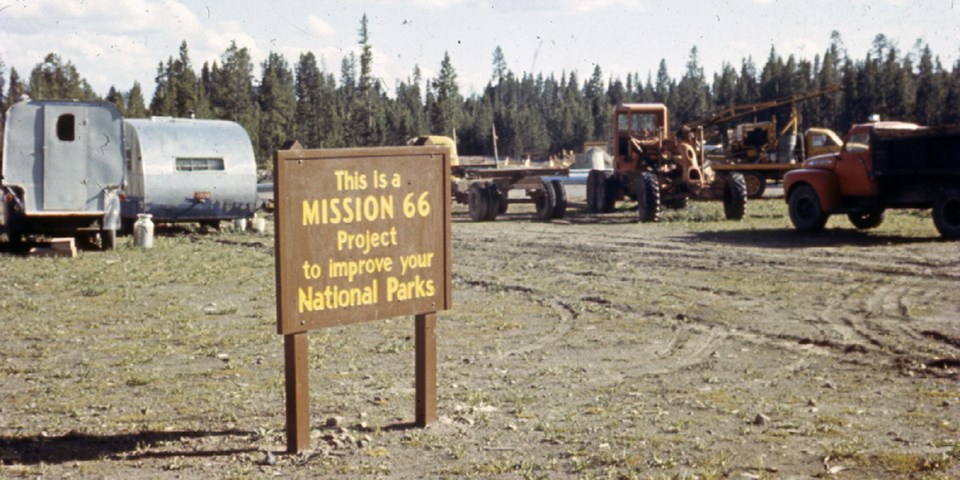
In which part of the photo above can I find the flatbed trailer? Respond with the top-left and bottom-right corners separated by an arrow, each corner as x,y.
450,165 -> 570,222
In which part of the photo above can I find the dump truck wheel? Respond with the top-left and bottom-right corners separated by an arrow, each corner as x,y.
723,173 -> 747,220
848,210 -> 885,230
535,180 -> 557,221
551,180 -> 567,219
744,172 -> 766,199
484,183 -> 500,221
932,187 -> 960,239
635,172 -> 661,222
788,184 -> 829,232
468,183 -> 490,222
101,229 -> 117,250
599,173 -> 618,213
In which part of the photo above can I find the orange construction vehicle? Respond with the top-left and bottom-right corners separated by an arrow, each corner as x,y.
586,103 -> 747,222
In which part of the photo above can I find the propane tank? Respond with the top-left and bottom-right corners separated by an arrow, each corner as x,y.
133,213 -> 154,248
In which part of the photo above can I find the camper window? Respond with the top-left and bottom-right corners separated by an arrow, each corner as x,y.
57,114 -> 75,141
176,157 -> 225,172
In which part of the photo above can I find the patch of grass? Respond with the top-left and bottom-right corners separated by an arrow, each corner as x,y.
875,447 -> 958,476
822,436 -> 864,462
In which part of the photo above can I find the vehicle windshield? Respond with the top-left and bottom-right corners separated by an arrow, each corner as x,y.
618,113 -> 659,132
845,132 -> 870,152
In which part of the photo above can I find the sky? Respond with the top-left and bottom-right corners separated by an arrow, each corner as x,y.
1,0 -> 959,101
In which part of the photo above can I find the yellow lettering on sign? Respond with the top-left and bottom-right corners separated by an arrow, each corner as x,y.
336,226 -> 398,254
298,280 -> 379,313
386,275 -> 436,302
301,195 -> 395,226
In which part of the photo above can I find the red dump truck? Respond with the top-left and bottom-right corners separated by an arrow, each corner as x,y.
783,120 -> 960,238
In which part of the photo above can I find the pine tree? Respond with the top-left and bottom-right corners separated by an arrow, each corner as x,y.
943,56 -> 960,125
427,52 -> 463,138
674,46 -> 710,125
585,65 -> 610,141
28,53 -> 96,100
352,14 -> 385,146
294,52 -> 323,148
126,82 -> 148,118
8,68 -> 25,104
106,86 -> 125,115
914,44 -> 942,125
210,41 -> 261,152
257,52 -> 296,169
712,63 -> 738,110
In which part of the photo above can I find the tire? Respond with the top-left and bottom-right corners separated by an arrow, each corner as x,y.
483,183 -> 500,221
586,170 -> 602,212
744,172 -> 767,199
468,183 -> 490,222
550,180 -> 567,219
788,184 -> 829,232
101,228 -> 117,250
635,172 -> 661,222
932,186 -> 960,239
599,173 -> 619,213
535,180 -> 557,221
848,210 -> 885,230
723,172 -> 747,220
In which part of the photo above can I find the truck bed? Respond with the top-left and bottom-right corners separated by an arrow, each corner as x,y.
873,126 -> 960,176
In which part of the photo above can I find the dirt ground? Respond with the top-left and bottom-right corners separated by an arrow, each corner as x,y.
1,193 -> 958,479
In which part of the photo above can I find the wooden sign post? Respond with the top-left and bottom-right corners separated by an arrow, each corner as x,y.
274,145 -> 452,453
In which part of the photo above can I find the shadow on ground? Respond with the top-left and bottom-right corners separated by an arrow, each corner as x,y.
691,227 -> 942,248
0,429 -> 257,465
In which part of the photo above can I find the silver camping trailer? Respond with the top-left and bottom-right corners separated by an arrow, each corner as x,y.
1,99 -> 124,249
121,117 -> 257,228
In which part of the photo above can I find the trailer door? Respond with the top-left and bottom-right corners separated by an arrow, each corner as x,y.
42,104 -> 88,210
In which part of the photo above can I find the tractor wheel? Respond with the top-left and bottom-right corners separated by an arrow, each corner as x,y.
586,170 -> 602,212
723,172 -> 747,220
535,179 -> 557,221
848,210 -> 885,230
468,183 -> 490,222
788,184 -> 829,232
551,180 -> 568,219
932,186 -> 960,239
744,172 -> 767,199
599,173 -> 619,213
635,172 -> 661,222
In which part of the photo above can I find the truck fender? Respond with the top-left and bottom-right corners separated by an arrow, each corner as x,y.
784,169 -> 841,212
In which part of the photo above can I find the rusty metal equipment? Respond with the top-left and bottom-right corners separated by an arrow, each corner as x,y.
587,103 -> 747,222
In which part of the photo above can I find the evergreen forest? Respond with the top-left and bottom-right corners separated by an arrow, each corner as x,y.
2,16 -> 959,170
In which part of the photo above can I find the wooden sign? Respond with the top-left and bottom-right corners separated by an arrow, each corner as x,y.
274,145 -> 452,452
275,146 -> 452,334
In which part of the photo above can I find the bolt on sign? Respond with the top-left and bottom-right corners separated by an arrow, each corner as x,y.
274,144 -> 452,452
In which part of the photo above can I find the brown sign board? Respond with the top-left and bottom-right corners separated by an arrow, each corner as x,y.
274,146 -> 452,335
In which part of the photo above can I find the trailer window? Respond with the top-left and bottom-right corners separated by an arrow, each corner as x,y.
57,114 -> 75,141
176,157 -> 225,172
